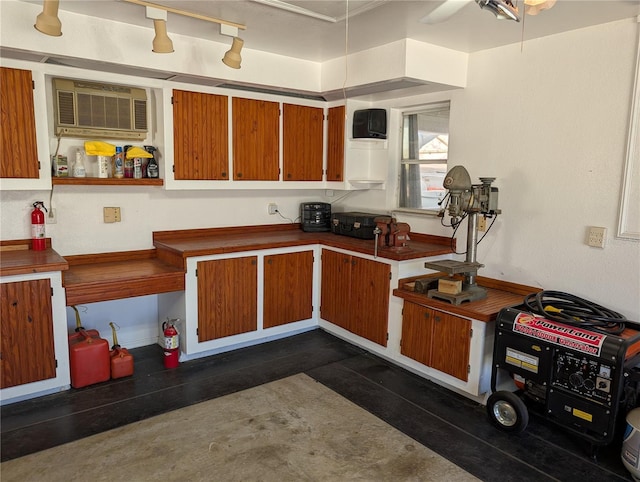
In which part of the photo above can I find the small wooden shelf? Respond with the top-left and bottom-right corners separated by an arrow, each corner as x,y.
63,249 -> 184,305
52,177 -> 163,186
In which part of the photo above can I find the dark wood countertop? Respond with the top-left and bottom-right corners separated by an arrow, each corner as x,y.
1,225 -> 455,306
0,239 -> 68,277
153,224 -> 454,269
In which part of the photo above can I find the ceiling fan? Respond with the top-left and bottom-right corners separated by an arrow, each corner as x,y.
420,0 -> 556,24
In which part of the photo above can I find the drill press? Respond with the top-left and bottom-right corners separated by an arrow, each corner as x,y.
424,165 -> 501,305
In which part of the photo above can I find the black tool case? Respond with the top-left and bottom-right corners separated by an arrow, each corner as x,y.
330,212 -> 383,239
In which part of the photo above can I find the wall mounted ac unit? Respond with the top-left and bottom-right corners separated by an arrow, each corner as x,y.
53,78 -> 148,140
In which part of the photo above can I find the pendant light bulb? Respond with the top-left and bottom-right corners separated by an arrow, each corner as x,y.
222,37 -> 244,69
34,0 -> 62,37
152,19 -> 174,53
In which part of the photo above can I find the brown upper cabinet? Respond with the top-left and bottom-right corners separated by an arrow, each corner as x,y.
172,89 -> 229,180
326,105 -> 345,182
0,67 -> 40,179
232,97 -> 280,180
282,103 -> 323,181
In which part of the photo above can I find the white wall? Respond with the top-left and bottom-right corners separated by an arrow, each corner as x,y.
342,19 -> 640,322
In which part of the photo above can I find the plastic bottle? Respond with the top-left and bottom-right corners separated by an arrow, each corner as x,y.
145,146 -> 159,178
113,146 -> 124,179
72,149 -> 86,177
98,156 -> 110,178
133,158 -> 143,179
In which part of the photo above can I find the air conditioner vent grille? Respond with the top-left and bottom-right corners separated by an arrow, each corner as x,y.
57,91 -> 75,125
134,99 -> 147,131
53,77 -> 148,140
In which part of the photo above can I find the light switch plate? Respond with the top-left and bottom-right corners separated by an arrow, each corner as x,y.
104,207 -> 121,223
587,226 -> 606,248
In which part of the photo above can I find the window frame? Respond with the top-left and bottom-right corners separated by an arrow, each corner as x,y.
395,101 -> 451,215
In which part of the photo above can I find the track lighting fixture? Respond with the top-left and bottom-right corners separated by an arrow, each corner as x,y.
152,19 -> 174,53
222,37 -> 244,69
146,7 -> 174,53
125,0 -> 247,66
34,0 -> 62,37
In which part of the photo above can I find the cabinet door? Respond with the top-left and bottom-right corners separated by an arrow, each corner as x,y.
349,256 -> 390,347
173,89 -> 229,180
197,256 -> 257,342
320,249 -> 351,329
430,311 -> 471,382
282,103 -> 323,181
0,67 -> 39,179
326,105 -> 345,182
0,279 -> 56,388
401,301 -> 434,366
263,251 -> 313,328
232,97 -> 279,180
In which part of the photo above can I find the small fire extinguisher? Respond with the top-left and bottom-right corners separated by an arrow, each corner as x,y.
31,201 -> 48,251
162,319 -> 180,369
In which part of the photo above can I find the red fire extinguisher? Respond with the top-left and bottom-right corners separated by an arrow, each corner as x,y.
162,319 -> 180,369
31,201 -> 48,251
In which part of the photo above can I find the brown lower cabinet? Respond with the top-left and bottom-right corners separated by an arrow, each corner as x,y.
0,279 -> 56,388
401,301 -> 471,382
320,249 -> 390,346
263,251 -> 314,328
197,256 -> 257,341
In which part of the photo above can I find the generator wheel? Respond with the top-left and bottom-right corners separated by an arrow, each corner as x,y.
487,391 -> 529,433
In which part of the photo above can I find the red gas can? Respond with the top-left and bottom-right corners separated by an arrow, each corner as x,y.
109,322 -> 134,379
68,329 -> 110,388
68,306 -> 110,389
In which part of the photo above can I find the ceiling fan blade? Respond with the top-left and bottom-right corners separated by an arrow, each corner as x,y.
420,1 -> 471,24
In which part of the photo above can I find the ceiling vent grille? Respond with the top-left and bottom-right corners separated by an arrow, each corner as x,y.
53,78 -> 148,140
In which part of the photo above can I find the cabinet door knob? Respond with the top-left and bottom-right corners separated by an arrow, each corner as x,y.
266,258 -> 272,265
434,315 -> 441,322
237,172 -> 243,178
221,172 -> 227,178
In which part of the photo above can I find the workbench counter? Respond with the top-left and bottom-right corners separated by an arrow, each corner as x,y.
153,223 -> 454,269
0,239 -> 68,277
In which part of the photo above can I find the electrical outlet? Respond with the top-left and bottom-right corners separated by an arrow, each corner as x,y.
587,226 -> 606,248
268,203 -> 278,215
104,207 -> 121,223
46,208 -> 57,224
477,216 -> 487,232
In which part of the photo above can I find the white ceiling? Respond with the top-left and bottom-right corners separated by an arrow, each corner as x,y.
43,0 -> 640,61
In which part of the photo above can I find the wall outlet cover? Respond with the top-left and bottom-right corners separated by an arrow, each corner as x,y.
104,207 -> 121,223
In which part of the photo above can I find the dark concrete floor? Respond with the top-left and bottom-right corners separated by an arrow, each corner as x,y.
0,329 -> 633,481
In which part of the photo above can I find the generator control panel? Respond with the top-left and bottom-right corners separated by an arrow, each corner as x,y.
552,351 -> 614,407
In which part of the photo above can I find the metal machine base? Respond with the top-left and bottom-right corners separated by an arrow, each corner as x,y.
427,285 -> 487,305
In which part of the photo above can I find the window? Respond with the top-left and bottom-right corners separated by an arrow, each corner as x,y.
398,101 -> 450,212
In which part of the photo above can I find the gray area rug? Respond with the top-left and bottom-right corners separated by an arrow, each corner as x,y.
1,373 -> 478,481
